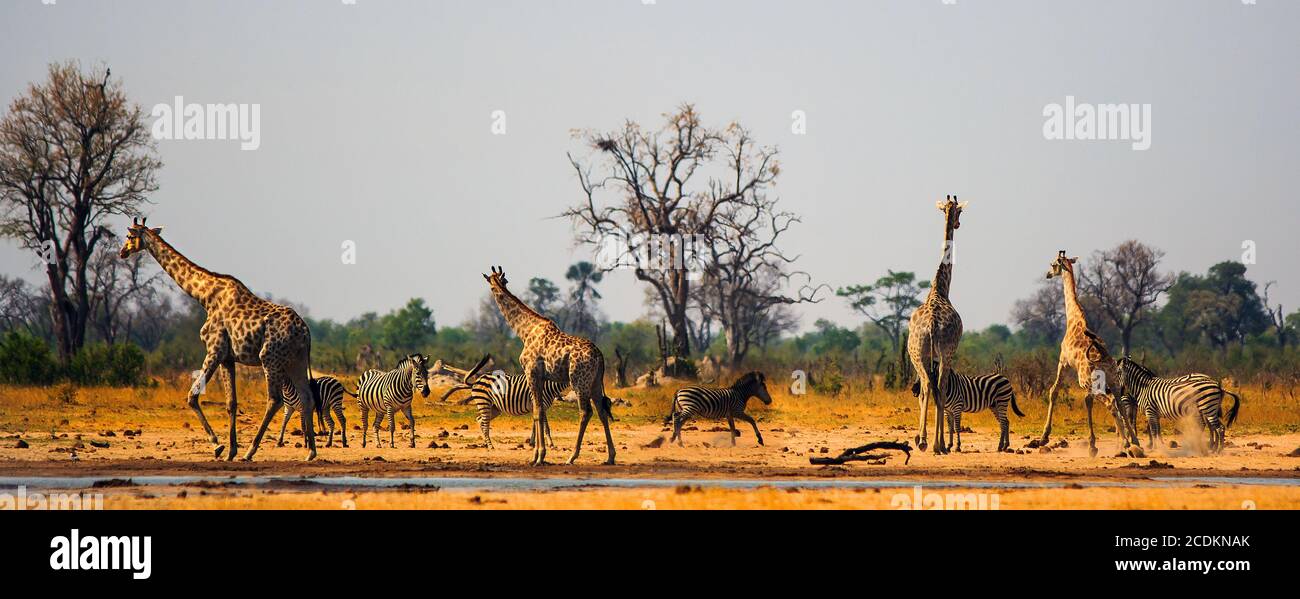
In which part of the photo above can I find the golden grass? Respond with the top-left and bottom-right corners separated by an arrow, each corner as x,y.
1,376 -> 1296,439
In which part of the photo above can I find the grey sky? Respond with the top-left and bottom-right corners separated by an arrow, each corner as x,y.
2,0 -> 1297,332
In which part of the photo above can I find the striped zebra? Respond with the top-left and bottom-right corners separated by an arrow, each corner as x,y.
356,354 -> 433,448
665,371 -> 773,447
911,370 -> 1024,452
278,375 -> 352,448
1116,357 -> 1240,452
454,372 -> 569,449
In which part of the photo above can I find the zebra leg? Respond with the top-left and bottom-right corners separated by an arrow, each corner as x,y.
672,413 -> 686,446
387,404 -> 396,449
998,407 -> 1010,452
277,404 -> 295,447
1150,414 -> 1162,448
954,411 -> 963,453
360,408 -> 369,448
335,405 -> 348,448
726,413 -> 738,447
480,414 -> 492,449
320,404 -> 334,448
404,405 -> 416,448
737,412 -> 763,446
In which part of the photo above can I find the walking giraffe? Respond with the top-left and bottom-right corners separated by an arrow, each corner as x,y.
483,266 -> 616,466
118,218 -> 317,461
1029,251 -> 1138,456
907,195 -> 966,454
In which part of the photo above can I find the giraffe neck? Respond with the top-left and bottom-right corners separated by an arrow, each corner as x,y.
930,221 -> 956,299
143,231 -> 226,305
490,285 -> 550,339
1060,266 -> 1087,327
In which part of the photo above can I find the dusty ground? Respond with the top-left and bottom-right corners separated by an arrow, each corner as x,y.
2,380 -> 1298,509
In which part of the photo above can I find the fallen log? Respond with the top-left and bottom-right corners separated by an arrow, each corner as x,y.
809,441 -> 912,466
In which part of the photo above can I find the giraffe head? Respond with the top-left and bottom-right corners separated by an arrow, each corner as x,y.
935,195 -> 968,231
404,353 -> 432,399
482,265 -> 510,294
1046,250 -> 1079,280
734,371 -> 773,405
118,217 -> 161,259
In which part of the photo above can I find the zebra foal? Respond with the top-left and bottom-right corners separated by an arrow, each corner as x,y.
911,369 -> 1024,452
278,375 -> 352,448
665,371 -> 773,447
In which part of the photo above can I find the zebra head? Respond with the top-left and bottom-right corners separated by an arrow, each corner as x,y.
735,371 -> 773,405
405,353 -> 431,399
935,195 -> 968,230
1046,250 -> 1078,280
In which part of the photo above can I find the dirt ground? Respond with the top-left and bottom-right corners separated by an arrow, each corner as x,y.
2,381 -> 1298,509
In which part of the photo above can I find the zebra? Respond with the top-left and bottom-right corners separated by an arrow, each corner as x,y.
356,354 -> 433,448
911,369 -> 1024,452
454,372 -> 570,449
278,375 -> 352,448
1116,356 -> 1240,453
665,371 -> 773,447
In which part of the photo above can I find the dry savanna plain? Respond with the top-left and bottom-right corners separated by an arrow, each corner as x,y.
2,372 -> 1299,510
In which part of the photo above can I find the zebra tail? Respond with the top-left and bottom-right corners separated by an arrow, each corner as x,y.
1223,389 -> 1241,428
1009,390 -> 1025,418
455,394 -> 474,406
663,396 -> 678,426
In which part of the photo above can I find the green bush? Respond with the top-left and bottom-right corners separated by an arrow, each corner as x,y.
68,342 -> 147,387
0,331 -> 59,385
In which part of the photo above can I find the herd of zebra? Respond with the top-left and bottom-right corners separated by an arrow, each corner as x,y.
273,348 -> 1241,456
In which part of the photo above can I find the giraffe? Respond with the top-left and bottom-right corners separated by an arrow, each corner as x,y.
907,195 -> 966,454
1029,251 -> 1139,456
482,266 -> 615,466
118,218 -> 317,461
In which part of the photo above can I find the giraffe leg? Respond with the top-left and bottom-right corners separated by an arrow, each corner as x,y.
219,362 -> 240,461
1032,361 -> 1068,448
932,358 -> 948,454
291,376 -> 317,461
1084,394 -> 1098,457
187,355 -> 223,458
277,403 -> 295,447
242,372 -> 286,461
526,369 -> 548,466
568,396 -> 593,465
914,365 -> 930,451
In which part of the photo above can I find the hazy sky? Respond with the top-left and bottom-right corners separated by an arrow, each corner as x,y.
2,0 -> 1297,332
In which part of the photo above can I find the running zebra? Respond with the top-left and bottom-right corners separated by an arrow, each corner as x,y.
911,369 -> 1024,452
1116,357 -> 1240,452
356,354 -> 433,448
665,371 -> 773,447
278,375 -> 352,448
455,373 -> 570,449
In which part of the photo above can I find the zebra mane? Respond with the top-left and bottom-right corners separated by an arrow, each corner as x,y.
730,371 -> 764,391
1119,356 -> 1156,378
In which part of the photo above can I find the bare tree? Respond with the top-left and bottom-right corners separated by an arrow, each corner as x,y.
1263,281 -> 1288,347
87,245 -> 165,344
564,104 -> 779,371
696,198 -> 821,367
1076,240 -> 1173,355
0,62 -> 160,364
0,274 -> 51,337
1011,279 -> 1066,342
